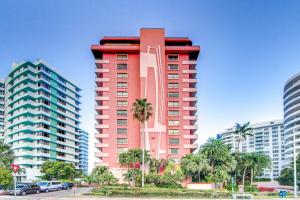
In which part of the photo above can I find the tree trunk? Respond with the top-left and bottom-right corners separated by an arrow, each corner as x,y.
142,122 -> 145,187
198,170 -> 201,182
250,168 -> 254,186
242,167 -> 247,190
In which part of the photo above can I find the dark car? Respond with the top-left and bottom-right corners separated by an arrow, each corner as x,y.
61,182 -> 74,190
8,183 -> 41,196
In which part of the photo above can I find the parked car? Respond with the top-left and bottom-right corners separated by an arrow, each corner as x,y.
8,183 -> 40,196
61,182 -> 74,190
36,181 -> 62,192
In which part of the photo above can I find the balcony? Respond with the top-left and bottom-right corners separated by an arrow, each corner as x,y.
95,124 -> 109,129
96,87 -> 109,92
182,70 -> 197,74
95,59 -> 109,64
183,79 -> 197,83
183,88 -> 197,92
95,152 -> 109,158
96,68 -> 109,73
183,125 -> 197,130
95,105 -> 109,110
183,106 -> 197,111
182,60 -> 197,65
184,144 -> 198,149
96,78 -> 110,82
95,133 -> 109,139
94,162 -> 109,167
95,96 -> 110,101
95,143 -> 109,148
183,116 -> 197,120
183,134 -> 198,139
183,97 -> 197,102
96,115 -> 109,120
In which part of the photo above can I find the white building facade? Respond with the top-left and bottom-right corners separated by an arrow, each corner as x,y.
219,120 -> 284,179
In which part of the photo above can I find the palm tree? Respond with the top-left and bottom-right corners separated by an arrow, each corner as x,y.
234,122 -> 253,152
201,138 -> 231,171
131,98 -> 153,187
0,141 -> 14,168
249,153 -> 271,186
181,153 -> 210,182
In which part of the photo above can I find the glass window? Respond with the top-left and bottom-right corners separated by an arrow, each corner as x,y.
168,83 -> 179,88
168,120 -> 180,126
168,92 -> 179,98
117,82 -> 128,88
168,110 -> 179,116
169,148 -> 179,154
117,138 -> 128,144
168,74 -> 179,79
117,119 -> 127,125
116,54 -> 128,60
117,101 -> 128,106
168,55 -> 178,61
168,64 -> 179,70
117,128 -> 127,134
117,110 -> 128,116
117,64 -> 128,70
117,91 -> 128,97
117,73 -> 128,78
168,138 -> 179,145
168,101 -> 179,107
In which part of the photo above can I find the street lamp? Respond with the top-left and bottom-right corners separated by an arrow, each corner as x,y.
293,128 -> 297,199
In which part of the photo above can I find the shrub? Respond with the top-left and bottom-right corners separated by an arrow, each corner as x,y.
145,172 -> 182,188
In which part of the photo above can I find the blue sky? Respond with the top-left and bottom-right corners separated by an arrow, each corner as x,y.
1,0 -> 300,170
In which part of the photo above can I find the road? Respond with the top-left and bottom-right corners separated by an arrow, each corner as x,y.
0,187 -> 92,200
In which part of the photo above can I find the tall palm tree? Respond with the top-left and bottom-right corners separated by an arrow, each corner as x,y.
250,153 -> 271,186
234,122 -> 253,152
131,98 -> 153,187
0,141 -> 14,168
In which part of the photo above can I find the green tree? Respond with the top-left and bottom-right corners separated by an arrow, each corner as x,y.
181,153 -> 210,182
119,148 -> 150,186
89,166 -> 117,186
200,138 -> 236,187
234,122 -> 253,152
131,98 -> 153,187
40,161 -> 80,180
276,154 -> 300,187
0,167 -> 13,189
0,141 -> 14,168
250,153 -> 271,186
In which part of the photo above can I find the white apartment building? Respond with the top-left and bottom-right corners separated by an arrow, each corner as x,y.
219,120 -> 284,179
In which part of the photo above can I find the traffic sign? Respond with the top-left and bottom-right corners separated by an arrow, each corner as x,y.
10,164 -> 20,173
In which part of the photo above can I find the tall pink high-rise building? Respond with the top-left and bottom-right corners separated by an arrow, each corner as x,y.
91,28 -> 199,177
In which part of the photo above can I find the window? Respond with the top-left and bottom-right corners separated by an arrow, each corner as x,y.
57,129 -> 66,135
57,99 -> 66,106
117,138 -> 128,144
58,76 -> 66,84
168,83 -> 179,88
57,136 -> 66,142
168,55 -> 178,61
169,148 -> 179,154
117,73 -> 128,78
117,54 -> 128,60
117,110 -> 128,116
168,110 -> 179,116
117,119 -> 127,125
168,101 -> 179,107
117,128 -> 127,134
169,138 -> 179,145
168,64 -> 179,70
57,106 -> 66,113
57,121 -> 66,127
117,101 -> 128,106
168,120 -> 179,126
117,64 -> 128,70
57,144 -> 66,149
168,74 -> 179,79
57,152 -> 65,157
117,82 -> 128,88
57,114 -> 66,120
168,129 -> 180,135
57,91 -> 66,98
168,92 -> 179,98
117,91 -> 128,97
36,132 -> 49,138
117,147 -> 128,154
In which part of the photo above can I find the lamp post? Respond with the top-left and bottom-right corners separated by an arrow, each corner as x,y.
293,128 -> 297,199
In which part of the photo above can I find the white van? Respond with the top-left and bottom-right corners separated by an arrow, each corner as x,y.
37,181 -> 62,192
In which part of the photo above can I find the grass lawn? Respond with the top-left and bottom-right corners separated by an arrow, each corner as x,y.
88,185 -> 293,199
